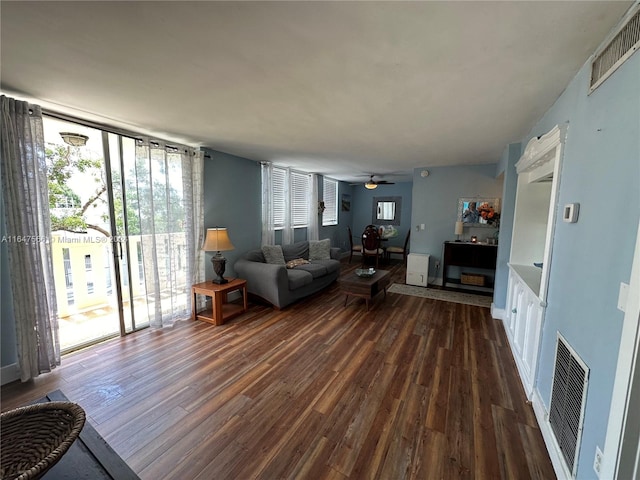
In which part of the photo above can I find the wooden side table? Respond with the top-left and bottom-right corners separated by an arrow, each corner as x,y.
191,278 -> 248,326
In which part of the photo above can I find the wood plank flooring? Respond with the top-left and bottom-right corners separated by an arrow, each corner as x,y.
1,261 -> 555,479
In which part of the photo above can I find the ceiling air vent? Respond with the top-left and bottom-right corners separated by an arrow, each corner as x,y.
590,5 -> 640,93
548,333 -> 589,477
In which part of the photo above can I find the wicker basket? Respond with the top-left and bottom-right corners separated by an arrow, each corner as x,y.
461,272 -> 486,286
1,401 -> 86,480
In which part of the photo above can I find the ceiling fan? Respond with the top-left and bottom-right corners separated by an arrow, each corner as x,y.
351,174 -> 395,190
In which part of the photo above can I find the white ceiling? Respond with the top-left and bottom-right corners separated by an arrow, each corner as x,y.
0,1 -> 631,183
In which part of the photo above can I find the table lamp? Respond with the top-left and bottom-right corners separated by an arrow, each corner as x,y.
202,227 -> 235,284
455,221 -> 464,241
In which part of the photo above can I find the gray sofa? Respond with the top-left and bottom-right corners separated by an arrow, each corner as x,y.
234,241 -> 341,309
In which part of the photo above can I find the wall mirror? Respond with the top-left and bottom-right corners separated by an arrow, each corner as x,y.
372,196 -> 402,226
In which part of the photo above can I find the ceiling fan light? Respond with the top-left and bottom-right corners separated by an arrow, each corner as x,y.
60,132 -> 89,147
364,182 -> 378,190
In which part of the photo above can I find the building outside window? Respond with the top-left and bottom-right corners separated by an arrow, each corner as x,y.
104,246 -> 112,296
62,248 -> 74,305
84,254 -> 94,294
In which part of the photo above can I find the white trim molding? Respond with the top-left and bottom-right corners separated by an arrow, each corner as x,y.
491,304 -> 506,321
532,388 -> 573,480
602,219 -> 640,479
516,124 -> 567,184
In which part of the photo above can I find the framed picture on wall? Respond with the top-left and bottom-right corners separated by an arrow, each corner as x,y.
341,194 -> 351,212
458,197 -> 500,226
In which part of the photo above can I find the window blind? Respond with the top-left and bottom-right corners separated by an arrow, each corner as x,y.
272,167 -> 286,228
323,177 -> 338,226
291,171 -> 310,227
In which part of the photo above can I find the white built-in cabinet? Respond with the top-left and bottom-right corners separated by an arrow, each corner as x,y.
504,124 -> 566,399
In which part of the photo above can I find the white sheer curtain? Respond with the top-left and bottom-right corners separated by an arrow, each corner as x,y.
261,162 -> 275,246
133,139 -> 203,328
308,173 -> 319,241
191,150 -> 205,286
0,95 -> 60,381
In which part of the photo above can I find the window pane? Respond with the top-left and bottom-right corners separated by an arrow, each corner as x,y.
323,177 -> 338,226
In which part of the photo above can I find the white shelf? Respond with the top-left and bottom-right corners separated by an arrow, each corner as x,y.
509,263 -> 542,299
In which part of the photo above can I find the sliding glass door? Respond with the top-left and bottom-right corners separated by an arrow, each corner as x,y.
44,115 -> 200,351
44,117 -> 138,351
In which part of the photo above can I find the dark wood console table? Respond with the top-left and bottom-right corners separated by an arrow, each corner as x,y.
442,241 -> 498,291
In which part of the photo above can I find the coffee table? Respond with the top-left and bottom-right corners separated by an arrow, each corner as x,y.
341,269 -> 391,310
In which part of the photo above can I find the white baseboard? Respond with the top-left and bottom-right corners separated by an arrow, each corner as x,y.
531,389 -> 572,480
491,305 -> 506,321
1,363 -> 19,386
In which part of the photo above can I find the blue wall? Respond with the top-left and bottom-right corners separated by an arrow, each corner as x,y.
493,143 -> 520,308
410,165 -> 503,283
319,180 -> 354,253
202,149 -> 262,280
526,52 -> 639,478
351,182 -> 413,253
201,153 -> 354,274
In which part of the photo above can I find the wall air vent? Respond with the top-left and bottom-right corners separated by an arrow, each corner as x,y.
548,333 -> 589,477
590,5 -> 640,93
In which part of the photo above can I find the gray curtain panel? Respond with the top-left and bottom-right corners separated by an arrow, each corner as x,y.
0,95 -> 60,381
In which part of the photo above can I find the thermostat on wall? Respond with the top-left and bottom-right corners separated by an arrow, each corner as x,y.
563,203 -> 579,223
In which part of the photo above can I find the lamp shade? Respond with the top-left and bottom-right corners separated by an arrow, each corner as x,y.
455,221 -> 464,235
364,182 -> 378,190
202,228 -> 234,252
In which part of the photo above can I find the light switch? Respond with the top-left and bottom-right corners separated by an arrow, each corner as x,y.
563,203 -> 580,223
618,282 -> 629,312
420,224 -> 425,230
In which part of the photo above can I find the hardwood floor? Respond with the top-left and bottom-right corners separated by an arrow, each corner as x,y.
1,261 -> 555,479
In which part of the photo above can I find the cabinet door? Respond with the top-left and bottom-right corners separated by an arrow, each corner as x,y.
506,272 -> 519,334
522,296 -> 544,382
503,271 -> 546,400
514,284 -> 527,356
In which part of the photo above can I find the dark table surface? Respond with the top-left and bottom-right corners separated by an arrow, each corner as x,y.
31,390 -> 140,480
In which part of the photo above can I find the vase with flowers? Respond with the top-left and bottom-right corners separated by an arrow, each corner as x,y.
478,202 -> 500,243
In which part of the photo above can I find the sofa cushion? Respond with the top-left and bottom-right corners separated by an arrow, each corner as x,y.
282,241 -> 309,262
309,239 -> 331,260
294,262 -> 328,279
262,245 -> 285,265
244,249 -> 266,263
311,258 -> 341,274
287,269 -> 313,290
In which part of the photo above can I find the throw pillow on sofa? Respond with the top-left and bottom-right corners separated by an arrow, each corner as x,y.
262,245 -> 286,265
286,258 -> 310,269
309,238 -> 331,261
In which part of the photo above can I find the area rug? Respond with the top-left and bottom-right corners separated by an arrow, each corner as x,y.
388,283 -> 492,308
